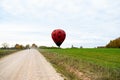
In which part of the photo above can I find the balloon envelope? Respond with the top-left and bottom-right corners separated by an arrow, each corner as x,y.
51,29 -> 66,47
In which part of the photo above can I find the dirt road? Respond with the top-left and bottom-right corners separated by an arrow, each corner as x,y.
0,49 -> 64,80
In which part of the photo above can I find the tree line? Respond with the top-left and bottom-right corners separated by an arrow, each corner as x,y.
1,43 -> 38,49
1,37 -> 120,49
106,37 -> 120,48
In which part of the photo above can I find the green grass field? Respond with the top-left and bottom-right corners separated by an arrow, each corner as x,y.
39,48 -> 120,80
0,49 -> 18,59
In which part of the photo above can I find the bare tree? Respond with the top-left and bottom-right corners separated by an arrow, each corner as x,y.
25,44 -> 30,49
2,43 -> 9,49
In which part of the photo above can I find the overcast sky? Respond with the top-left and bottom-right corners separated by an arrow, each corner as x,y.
0,0 -> 120,48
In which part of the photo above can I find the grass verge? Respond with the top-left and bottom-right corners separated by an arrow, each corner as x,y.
0,49 -> 19,59
39,48 -> 120,80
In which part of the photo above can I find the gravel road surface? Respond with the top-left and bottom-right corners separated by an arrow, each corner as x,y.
0,49 -> 64,80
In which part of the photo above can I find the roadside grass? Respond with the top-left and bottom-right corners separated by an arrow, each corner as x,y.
39,48 -> 120,80
0,49 -> 18,59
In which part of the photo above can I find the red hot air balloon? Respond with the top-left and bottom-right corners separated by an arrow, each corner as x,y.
51,29 -> 66,47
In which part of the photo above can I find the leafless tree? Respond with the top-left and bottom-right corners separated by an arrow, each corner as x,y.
2,43 -> 9,49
